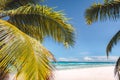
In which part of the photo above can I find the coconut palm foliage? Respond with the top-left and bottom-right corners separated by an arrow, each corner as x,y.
85,0 -> 120,79
115,57 -> 120,80
0,20 -> 53,80
6,4 -> 74,45
0,0 -> 75,80
0,0 -> 44,10
85,0 -> 120,24
107,30 -> 120,80
106,30 -> 120,56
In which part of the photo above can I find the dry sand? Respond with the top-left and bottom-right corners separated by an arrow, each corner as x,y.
54,66 -> 116,80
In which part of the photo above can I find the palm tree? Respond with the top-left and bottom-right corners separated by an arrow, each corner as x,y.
0,0 -> 75,80
85,0 -> 120,79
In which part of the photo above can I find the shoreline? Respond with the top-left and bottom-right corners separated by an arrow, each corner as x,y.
54,65 -> 115,71
54,66 -> 115,80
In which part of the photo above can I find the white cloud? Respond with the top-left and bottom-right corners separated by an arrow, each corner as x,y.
107,56 -> 119,61
84,57 -> 93,61
58,57 -> 79,62
83,56 -> 119,62
58,56 -> 119,62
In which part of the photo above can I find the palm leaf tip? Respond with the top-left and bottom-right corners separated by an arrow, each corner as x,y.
85,3 -> 102,25
106,31 -> 120,56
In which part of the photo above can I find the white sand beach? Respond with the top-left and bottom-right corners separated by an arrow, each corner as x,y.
54,66 -> 115,80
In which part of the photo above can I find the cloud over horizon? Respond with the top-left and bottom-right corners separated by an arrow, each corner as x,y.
83,56 -> 119,62
58,56 -> 119,62
58,57 -> 79,62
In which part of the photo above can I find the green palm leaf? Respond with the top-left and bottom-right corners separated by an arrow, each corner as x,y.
114,57 -> 120,80
3,4 -> 74,47
0,19 -> 54,80
85,0 -> 120,24
0,0 -> 44,10
106,31 -> 120,56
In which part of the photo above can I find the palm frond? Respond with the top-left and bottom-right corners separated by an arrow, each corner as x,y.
104,0 -> 109,3
106,31 -> 120,56
0,19 -> 54,80
4,4 -> 74,47
15,37 -> 54,80
30,37 -> 56,61
115,57 -> 120,80
0,0 -> 44,10
85,0 -> 120,24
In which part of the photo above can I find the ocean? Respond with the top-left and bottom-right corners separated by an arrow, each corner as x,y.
52,62 -> 115,70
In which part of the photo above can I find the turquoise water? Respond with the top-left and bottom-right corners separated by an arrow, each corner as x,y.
52,62 -> 115,70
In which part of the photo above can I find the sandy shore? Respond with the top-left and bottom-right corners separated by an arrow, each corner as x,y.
54,66 -> 115,80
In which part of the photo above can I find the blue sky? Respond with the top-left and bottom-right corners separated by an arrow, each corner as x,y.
42,0 -> 120,62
